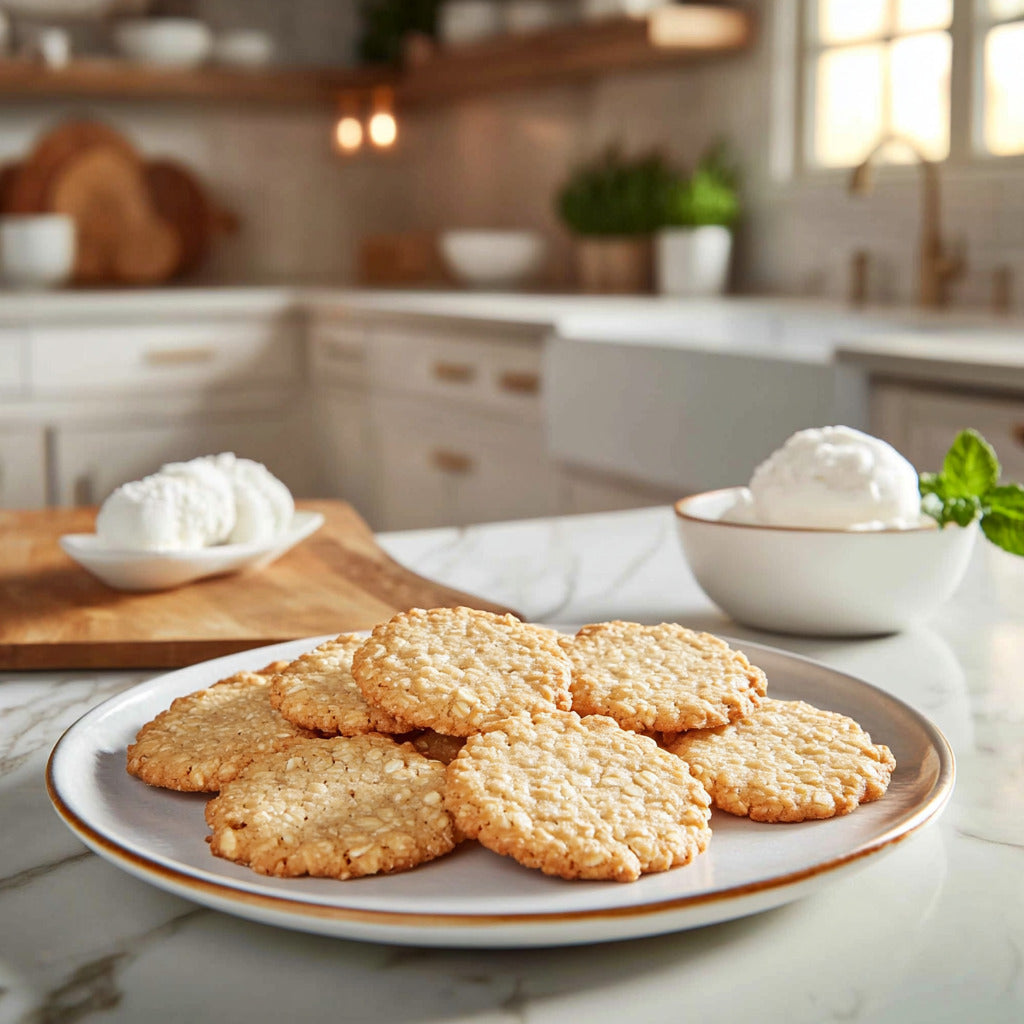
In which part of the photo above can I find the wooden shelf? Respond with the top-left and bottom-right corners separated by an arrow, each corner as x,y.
397,5 -> 753,106
0,58 -> 396,105
0,5 -> 752,109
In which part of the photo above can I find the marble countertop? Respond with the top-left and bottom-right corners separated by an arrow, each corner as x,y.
2,506 -> 1023,1023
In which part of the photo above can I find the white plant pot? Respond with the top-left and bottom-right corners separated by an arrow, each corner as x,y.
655,225 -> 732,297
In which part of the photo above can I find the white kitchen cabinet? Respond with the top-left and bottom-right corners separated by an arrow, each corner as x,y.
0,426 -> 47,508
308,320 -> 380,525
371,393 -> 561,530
871,382 -> 1024,479
28,317 -> 301,395
309,310 -> 560,531
50,412 -> 306,507
365,318 -> 558,529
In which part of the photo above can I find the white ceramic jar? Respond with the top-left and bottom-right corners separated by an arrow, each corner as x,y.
0,214 -> 76,289
655,225 -> 733,296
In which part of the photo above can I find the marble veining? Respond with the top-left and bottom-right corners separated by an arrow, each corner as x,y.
2,506 -> 1023,1023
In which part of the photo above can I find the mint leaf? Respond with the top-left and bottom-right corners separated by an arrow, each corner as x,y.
983,483 -> 1024,519
920,475 -> 980,526
981,512 -> 1024,556
942,429 -> 1000,497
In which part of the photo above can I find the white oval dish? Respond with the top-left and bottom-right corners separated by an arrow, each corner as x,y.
59,510 -> 324,592
47,633 -> 953,949
675,488 -> 977,637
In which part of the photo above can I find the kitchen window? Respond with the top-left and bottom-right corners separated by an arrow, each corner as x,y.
800,0 -> 1024,169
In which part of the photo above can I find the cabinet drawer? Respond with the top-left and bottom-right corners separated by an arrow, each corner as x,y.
369,326 -> 544,418
371,395 -> 559,530
29,319 -> 300,394
872,384 -> 1024,480
309,322 -> 369,387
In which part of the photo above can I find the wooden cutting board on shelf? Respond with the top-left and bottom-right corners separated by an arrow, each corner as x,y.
0,500 -> 515,671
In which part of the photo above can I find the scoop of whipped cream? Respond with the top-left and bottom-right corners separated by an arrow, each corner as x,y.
722,426 -> 925,530
95,453 -> 294,551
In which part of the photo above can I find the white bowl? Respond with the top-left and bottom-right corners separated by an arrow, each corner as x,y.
113,18 -> 213,67
674,488 -> 978,637
440,230 -> 546,289
0,214 -> 75,289
60,511 -> 323,592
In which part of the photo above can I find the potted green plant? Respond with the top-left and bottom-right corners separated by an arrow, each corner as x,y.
656,141 -> 740,296
556,147 -> 677,293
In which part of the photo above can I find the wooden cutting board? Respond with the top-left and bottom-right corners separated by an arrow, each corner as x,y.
0,500 -> 514,671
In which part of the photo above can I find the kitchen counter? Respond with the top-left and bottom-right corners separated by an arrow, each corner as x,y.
2,506 -> 1022,1023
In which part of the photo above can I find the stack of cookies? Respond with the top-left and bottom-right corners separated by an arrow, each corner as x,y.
126,607 -> 895,885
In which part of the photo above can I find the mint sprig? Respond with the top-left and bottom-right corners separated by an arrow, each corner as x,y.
919,428 -> 1024,555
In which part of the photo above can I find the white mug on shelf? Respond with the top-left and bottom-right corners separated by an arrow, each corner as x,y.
0,214 -> 76,290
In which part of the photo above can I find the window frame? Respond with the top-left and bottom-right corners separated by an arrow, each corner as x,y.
792,0 -> 1024,180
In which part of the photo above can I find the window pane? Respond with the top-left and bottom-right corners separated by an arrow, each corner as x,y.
987,0 -> 1024,20
895,0 -> 952,33
816,0 -> 888,44
985,22 -> 1024,155
812,44 -> 885,166
890,31 -> 951,160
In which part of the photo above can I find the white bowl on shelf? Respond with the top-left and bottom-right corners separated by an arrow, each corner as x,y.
674,487 -> 978,637
0,214 -> 75,290
113,18 -> 213,68
440,230 -> 546,289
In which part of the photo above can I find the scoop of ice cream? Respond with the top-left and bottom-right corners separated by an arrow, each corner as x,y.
203,453 -> 294,544
159,458 -> 236,545
96,474 -> 228,551
727,426 -> 923,530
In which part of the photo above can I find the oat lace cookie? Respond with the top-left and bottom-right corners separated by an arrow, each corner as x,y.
351,607 -> 573,737
665,697 -> 896,823
445,710 -> 712,882
126,671 -> 316,792
566,621 -> 767,733
205,734 -> 461,879
269,634 -> 407,736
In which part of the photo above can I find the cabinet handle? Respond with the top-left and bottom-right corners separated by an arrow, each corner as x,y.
432,361 -> 476,384
1012,423 -> 1024,448
144,347 -> 216,366
430,449 -> 475,475
498,370 -> 541,395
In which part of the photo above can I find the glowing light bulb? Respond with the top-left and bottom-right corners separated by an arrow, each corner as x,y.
334,115 -> 363,153
368,111 -> 398,148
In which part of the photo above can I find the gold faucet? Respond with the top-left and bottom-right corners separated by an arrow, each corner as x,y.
849,133 -> 965,308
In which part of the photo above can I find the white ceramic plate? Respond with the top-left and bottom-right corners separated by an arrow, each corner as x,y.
47,634 -> 953,949
58,511 -> 324,591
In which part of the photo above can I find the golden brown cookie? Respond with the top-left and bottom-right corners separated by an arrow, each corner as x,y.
566,621 -> 767,733
445,710 -> 712,882
205,734 -> 461,878
269,634 -> 407,736
351,607 -> 573,737
665,697 -> 896,822
126,672 -> 316,792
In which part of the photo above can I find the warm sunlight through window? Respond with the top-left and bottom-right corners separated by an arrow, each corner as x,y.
981,6 -> 1024,155
807,0 -> 952,167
